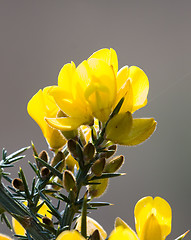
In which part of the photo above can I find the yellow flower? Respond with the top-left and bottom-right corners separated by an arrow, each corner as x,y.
12,200 -> 52,236
109,196 -> 172,240
56,230 -> 86,240
45,48 -> 156,145
27,86 -> 66,150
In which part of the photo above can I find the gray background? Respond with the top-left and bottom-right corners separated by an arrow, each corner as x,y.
0,0 -> 191,239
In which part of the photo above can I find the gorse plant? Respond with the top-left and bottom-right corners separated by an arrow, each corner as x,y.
0,49 -> 189,240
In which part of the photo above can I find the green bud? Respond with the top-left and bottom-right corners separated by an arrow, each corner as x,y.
91,158 -> 105,177
88,179 -> 108,198
104,155 -> 124,173
68,139 -> 84,168
84,143 -> 95,164
41,167 -> 50,180
79,127 -> 87,145
12,178 -> 25,191
42,216 -> 54,227
100,145 -> 117,159
63,170 -> 77,192
90,230 -> 100,240
51,151 -> 65,172
36,150 -> 49,169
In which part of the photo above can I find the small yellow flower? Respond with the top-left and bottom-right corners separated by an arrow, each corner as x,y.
56,230 -> 86,240
109,196 -> 173,240
27,86 -> 66,150
45,48 -> 156,146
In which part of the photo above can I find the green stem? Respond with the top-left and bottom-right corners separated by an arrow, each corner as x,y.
60,163 -> 91,229
0,183 -> 52,240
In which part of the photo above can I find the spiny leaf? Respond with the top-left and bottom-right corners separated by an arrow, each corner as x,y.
6,146 -> 30,160
89,173 -> 125,181
19,168 -> 30,199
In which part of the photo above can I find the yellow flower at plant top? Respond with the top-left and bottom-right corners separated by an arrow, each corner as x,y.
45,48 -> 156,145
56,230 -> 86,240
109,196 -> 172,240
27,86 -> 66,150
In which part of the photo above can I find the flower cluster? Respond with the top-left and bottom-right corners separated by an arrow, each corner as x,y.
27,48 -> 156,150
0,48 -> 188,240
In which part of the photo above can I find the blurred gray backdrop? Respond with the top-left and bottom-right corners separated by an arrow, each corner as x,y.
0,0 -> 191,238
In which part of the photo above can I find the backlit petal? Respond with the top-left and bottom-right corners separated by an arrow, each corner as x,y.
75,216 -> 107,240
118,118 -> 157,146
88,48 -> 118,75
27,87 -> 66,149
109,226 -> 139,240
134,196 -> 172,240
58,61 -> 76,91
84,58 -> 116,122
46,117 -> 86,131
106,112 -> 133,144
128,66 -> 149,112
56,230 -> 86,240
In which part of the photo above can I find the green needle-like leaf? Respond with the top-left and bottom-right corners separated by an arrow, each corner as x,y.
6,146 -> 30,160
89,173 -> 125,181
19,168 -> 31,199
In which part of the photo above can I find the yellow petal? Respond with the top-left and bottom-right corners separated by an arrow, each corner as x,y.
46,117 -> 86,131
134,196 -> 172,240
84,58 -> 116,122
116,66 -> 129,92
116,118 -> 156,146
140,214 -> 162,240
114,79 -> 134,113
128,66 -> 149,112
0,234 -> 13,240
65,154 -> 79,172
88,48 -> 118,76
27,87 -> 66,149
56,230 -> 86,240
109,226 -> 139,240
106,112 -> 133,144
88,179 -> 109,198
58,61 -> 76,91
75,216 -> 107,240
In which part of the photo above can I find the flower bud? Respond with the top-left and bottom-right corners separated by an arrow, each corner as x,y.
100,145 -> 117,159
12,178 -> 25,191
88,179 -> 108,198
41,167 -> 50,180
84,143 -> 95,164
37,150 -> 49,169
68,139 -> 84,168
63,170 -> 77,192
91,158 -> 105,177
90,230 -> 100,240
51,151 -> 65,172
42,216 -> 54,227
104,155 -> 124,173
